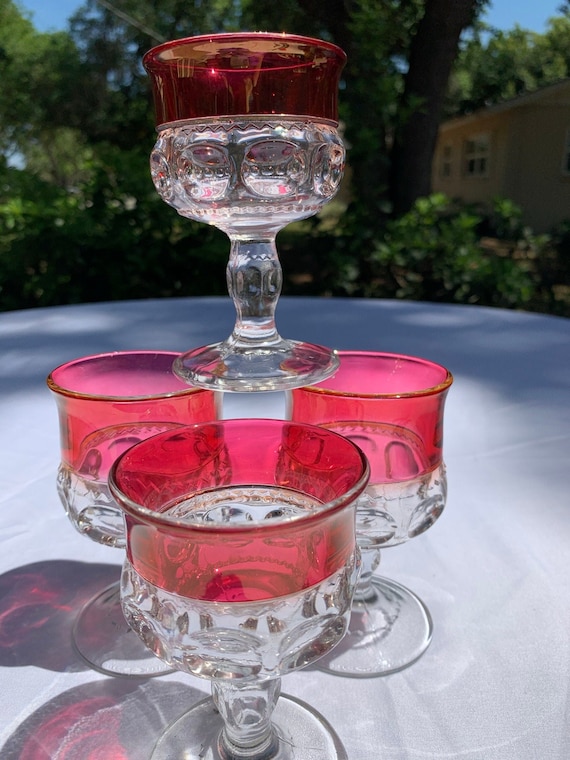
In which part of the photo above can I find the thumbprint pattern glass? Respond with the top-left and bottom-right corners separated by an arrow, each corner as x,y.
109,418 -> 369,760
288,351 -> 452,677
144,32 -> 346,391
47,350 -> 220,677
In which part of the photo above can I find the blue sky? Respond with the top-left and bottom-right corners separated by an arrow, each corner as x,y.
17,0 -> 566,35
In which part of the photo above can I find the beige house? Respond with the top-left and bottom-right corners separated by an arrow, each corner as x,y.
432,79 -> 570,233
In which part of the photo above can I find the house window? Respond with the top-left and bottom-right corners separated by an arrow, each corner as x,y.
440,144 -> 453,178
562,128 -> 570,174
463,134 -> 490,177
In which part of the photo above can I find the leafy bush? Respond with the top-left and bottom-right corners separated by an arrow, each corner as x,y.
2,171 -> 565,316
0,150 -> 228,311
333,193 -> 542,309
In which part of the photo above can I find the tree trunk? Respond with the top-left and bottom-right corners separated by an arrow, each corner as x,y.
390,0 -> 480,215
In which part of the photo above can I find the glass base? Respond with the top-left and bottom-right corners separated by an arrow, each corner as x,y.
151,693 -> 347,760
72,581 -> 173,678
173,339 -> 339,392
315,576 -> 433,678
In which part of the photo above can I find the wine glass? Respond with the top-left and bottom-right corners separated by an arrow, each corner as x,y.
47,350 -> 220,676
109,418 -> 369,759
288,351 -> 453,677
143,32 -> 346,392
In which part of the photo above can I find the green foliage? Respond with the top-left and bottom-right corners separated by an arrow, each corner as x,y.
331,194 -> 540,309
448,18 -> 570,115
0,150 -> 228,311
0,23 -> 83,158
536,218 -> 570,316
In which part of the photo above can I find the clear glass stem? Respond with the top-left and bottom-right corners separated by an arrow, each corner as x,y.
352,545 -> 381,603
226,236 -> 284,349
212,679 -> 281,760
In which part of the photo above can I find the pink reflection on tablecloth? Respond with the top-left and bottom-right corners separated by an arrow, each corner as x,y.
0,560 -> 119,671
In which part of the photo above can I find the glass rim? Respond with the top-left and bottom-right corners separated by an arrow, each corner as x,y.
296,350 -> 453,399
154,113 -> 340,132
109,418 -> 370,534
143,31 -> 347,70
46,350 -> 207,401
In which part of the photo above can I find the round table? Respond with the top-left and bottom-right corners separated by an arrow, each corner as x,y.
0,296 -> 568,759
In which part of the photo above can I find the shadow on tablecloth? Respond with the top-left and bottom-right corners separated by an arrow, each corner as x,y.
0,559 -> 121,672
0,677 -> 206,759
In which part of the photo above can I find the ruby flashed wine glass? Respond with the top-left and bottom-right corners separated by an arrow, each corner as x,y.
143,32 -> 346,392
47,351 -> 220,677
109,418 -> 369,759
288,351 -> 453,677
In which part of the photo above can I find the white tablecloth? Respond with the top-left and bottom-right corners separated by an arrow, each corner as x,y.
0,296 -> 569,759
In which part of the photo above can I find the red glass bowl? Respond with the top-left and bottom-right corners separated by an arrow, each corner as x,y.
109,419 -> 369,602
47,351 -> 219,476
143,32 -> 346,126
288,351 -> 453,481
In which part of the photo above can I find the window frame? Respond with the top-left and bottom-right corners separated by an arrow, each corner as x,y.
463,133 -> 490,178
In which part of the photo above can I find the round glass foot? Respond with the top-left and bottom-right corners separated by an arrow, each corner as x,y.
151,693 -> 347,760
173,340 -> 339,392
72,581 -> 173,678
316,576 -> 433,678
